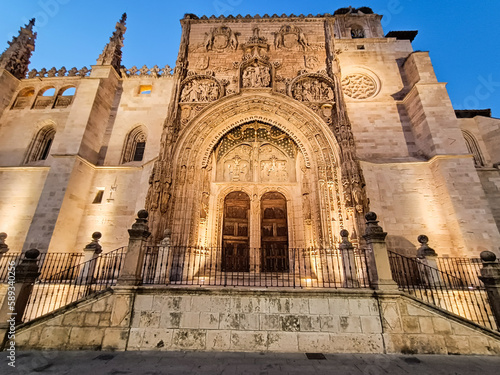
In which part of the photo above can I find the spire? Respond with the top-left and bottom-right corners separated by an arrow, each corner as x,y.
0,19 -> 37,79
96,13 -> 127,73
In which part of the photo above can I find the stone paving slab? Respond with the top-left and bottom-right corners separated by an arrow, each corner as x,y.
3,351 -> 500,375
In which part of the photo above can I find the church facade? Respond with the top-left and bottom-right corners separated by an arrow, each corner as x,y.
0,7 -> 499,260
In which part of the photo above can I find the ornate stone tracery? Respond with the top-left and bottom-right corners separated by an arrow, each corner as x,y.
341,73 -> 377,99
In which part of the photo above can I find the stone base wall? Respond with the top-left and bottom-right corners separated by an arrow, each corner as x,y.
14,287 -> 500,355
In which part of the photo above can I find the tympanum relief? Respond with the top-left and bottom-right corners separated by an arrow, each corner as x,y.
215,123 -> 296,183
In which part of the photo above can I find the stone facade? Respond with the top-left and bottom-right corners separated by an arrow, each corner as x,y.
14,287 -> 500,355
0,7 -> 499,258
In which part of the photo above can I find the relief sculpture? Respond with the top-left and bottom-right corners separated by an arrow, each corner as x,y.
180,79 -> 220,102
242,63 -> 271,88
292,78 -> 334,102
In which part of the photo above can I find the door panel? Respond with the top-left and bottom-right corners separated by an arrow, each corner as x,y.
261,192 -> 289,272
222,191 -> 250,272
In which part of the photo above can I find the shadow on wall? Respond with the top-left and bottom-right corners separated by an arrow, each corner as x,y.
386,235 -> 417,257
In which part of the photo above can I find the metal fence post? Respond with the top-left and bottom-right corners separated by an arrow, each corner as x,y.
0,248 -> 41,349
117,210 -> 151,286
478,251 -> 500,331
362,212 -> 398,290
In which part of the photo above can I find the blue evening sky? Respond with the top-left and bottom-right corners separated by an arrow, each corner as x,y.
1,0 -> 499,117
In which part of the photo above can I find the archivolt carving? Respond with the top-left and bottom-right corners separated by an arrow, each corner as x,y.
341,73 -> 377,99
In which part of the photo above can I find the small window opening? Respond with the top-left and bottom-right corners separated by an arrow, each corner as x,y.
139,85 -> 152,95
25,126 -> 56,163
40,138 -> 53,160
93,189 -> 105,204
351,27 -> 365,39
133,141 -> 146,161
357,45 -> 365,50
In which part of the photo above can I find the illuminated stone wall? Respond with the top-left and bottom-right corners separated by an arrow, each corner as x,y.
0,9 -> 499,257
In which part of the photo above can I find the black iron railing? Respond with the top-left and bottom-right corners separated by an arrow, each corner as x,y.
22,247 -> 126,323
0,252 -> 84,282
388,251 -> 496,331
142,246 -> 371,289
436,257 -> 482,288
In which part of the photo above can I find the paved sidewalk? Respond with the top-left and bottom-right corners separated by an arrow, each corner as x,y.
3,351 -> 500,375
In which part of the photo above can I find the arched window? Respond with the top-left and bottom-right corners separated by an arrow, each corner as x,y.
25,125 -> 56,163
462,130 -> 485,167
33,87 -> 56,109
54,86 -> 76,108
351,25 -> 365,39
11,87 -> 35,109
121,126 -> 147,163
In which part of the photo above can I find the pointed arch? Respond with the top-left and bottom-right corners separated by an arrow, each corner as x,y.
462,130 -> 485,167
121,125 -> 147,163
24,124 -> 56,163
156,93 -> 347,248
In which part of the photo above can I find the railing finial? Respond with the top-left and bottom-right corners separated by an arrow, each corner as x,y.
416,234 -> 437,258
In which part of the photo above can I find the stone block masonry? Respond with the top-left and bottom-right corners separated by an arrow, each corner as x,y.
13,287 -> 500,355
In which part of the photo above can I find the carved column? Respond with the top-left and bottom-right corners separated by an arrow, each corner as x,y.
362,212 -> 398,290
324,17 -> 369,242
146,16 -> 193,243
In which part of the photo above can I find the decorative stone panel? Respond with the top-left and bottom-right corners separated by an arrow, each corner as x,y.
341,73 -> 378,99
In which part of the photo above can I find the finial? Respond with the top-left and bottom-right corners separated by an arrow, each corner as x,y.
0,18 -> 37,79
416,234 -> 437,258
96,13 -> 127,74
84,232 -> 102,254
25,248 -> 40,259
137,209 -> 148,219
480,250 -> 497,263
339,229 -> 353,251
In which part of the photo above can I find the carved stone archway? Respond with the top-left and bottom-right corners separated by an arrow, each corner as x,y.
147,92 -> 362,249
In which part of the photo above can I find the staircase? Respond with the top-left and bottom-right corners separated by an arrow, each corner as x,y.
388,251 -> 497,331
21,247 -> 126,323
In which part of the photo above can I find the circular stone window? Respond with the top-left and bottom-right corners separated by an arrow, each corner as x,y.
341,73 -> 378,99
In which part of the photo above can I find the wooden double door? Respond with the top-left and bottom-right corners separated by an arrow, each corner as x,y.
222,191 -> 289,272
